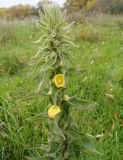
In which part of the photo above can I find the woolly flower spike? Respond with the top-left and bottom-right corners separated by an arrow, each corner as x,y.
52,74 -> 65,88
48,105 -> 61,119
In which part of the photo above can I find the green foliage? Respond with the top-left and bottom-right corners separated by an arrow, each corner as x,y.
64,0 -> 96,12
0,14 -> 123,160
110,0 -> 123,14
65,0 -> 88,10
0,4 -> 37,19
65,97 -> 97,109
95,0 -> 123,14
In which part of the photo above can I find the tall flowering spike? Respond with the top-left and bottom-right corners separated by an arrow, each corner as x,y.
30,5 -> 76,91
30,5 -> 99,159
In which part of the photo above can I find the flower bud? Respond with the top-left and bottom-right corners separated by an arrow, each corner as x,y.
63,95 -> 69,101
47,90 -> 52,96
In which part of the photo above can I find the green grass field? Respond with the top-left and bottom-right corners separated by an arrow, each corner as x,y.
0,15 -> 123,160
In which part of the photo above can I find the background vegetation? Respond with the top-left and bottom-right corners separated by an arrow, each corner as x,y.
0,0 -> 123,19
0,0 -> 123,159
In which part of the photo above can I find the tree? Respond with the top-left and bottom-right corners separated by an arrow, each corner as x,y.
94,0 -> 123,14
0,4 -> 37,19
64,0 -> 97,22
64,0 -> 96,11
110,0 -> 123,14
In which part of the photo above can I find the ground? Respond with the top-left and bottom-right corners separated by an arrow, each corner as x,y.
0,15 -> 123,159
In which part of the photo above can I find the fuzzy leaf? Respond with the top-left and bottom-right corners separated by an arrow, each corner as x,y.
38,69 -> 53,91
41,57 -> 57,72
40,88 -> 51,96
26,156 -> 46,160
54,112 -> 65,140
27,112 -> 48,122
66,97 -> 96,110
56,154 -> 63,160
66,128 -> 100,154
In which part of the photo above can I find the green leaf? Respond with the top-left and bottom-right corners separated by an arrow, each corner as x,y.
17,90 -> 38,103
56,154 -> 63,160
65,97 -> 96,110
54,112 -> 65,140
63,53 -> 77,69
52,88 -> 63,105
32,34 -> 46,44
40,88 -> 52,96
27,112 -> 48,122
68,152 -> 77,160
49,141 -> 60,153
45,141 -> 61,159
63,22 -> 74,32
66,128 -> 100,154
38,69 -> 53,91
41,56 -> 57,72
26,156 -> 46,160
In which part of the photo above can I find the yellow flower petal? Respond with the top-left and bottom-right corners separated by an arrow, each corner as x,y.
53,74 -> 65,88
48,105 -> 61,119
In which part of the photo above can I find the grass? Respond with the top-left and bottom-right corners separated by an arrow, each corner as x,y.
0,15 -> 123,159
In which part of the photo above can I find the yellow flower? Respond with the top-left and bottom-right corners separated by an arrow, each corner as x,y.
48,105 -> 61,119
52,74 -> 65,88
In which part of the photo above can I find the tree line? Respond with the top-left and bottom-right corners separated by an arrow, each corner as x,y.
0,0 -> 123,19
64,0 -> 123,14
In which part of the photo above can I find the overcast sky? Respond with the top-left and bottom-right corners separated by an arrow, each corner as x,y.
0,0 -> 65,7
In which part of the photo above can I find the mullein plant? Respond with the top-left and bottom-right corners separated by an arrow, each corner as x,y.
30,5 -> 100,160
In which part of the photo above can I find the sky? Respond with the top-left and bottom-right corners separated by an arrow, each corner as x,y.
0,0 -> 65,8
